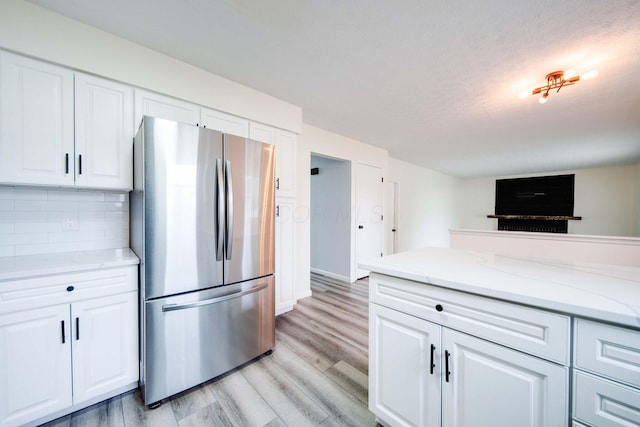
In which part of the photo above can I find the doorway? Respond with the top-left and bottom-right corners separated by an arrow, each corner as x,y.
310,154 -> 351,282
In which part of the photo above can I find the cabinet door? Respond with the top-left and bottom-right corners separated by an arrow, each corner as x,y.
0,51 -> 74,186
71,292 -> 138,404
369,303 -> 441,427
249,121 -> 276,144
0,305 -> 72,427
442,329 -> 568,427
75,73 -> 134,190
275,199 -> 295,315
274,129 -> 297,196
134,89 -> 200,128
201,108 -> 249,137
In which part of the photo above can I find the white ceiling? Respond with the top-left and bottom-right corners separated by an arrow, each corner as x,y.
27,0 -> 640,178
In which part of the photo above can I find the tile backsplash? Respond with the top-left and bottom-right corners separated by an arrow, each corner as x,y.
0,187 -> 129,257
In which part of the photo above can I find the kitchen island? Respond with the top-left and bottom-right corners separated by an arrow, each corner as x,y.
361,247 -> 640,427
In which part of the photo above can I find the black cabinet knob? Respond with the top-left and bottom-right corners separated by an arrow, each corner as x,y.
358,225 -> 364,229
435,304 -> 443,312
66,286 -> 74,292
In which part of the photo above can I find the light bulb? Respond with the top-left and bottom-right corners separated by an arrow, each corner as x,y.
539,94 -> 548,104
564,69 -> 577,78
582,70 -> 599,80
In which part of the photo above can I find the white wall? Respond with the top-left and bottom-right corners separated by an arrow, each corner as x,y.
388,158 -> 462,250
310,156 -> 351,280
459,165 -> 638,237
300,124 -> 388,282
0,0 -> 301,133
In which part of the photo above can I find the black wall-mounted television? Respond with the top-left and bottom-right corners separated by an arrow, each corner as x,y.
495,174 -> 575,216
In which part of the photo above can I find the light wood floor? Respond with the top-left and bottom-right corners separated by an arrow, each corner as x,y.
44,273 -> 378,427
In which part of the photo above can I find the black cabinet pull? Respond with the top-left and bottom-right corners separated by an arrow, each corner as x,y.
276,205 -> 280,217
430,344 -> 436,375
76,317 -> 80,340
435,304 -> 443,312
61,320 -> 65,343
65,153 -> 69,174
78,154 -> 82,175
358,225 -> 364,229
445,350 -> 451,382
276,177 -> 280,190
66,285 -> 74,292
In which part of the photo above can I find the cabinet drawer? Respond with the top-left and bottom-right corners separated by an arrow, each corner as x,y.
573,370 -> 640,427
574,318 -> 640,388
370,273 -> 570,364
0,266 -> 137,314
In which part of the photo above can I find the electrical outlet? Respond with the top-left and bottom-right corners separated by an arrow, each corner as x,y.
63,217 -> 74,230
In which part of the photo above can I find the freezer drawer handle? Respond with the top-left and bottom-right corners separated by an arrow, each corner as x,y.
161,283 -> 268,312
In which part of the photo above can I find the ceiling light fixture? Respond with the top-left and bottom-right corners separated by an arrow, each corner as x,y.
532,70 -> 580,104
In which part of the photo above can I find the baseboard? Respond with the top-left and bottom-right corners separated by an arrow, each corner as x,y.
310,267 -> 351,283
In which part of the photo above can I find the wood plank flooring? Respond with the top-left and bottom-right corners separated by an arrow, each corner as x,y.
43,273 -> 379,427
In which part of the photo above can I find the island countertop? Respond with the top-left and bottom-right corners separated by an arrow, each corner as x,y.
360,247 -> 640,329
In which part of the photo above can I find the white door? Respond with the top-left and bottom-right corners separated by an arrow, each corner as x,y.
355,163 -> 384,278
71,292 -> 138,404
442,329 -> 568,427
134,89 -> 200,128
275,198 -> 295,315
0,51 -> 74,187
369,304 -> 441,427
0,305 -> 72,427
75,73 -> 134,190
384,181 -> 398,255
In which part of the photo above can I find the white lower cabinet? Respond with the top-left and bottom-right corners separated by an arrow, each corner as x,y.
0,305 -> 72,427
369,273 -> 570,427
370,303 -> 568,427
369,304 -> 440,427
573,318 -> 640,427
442,329 -> 568,427
0,266 -> 138,427
70,292 -> 138,404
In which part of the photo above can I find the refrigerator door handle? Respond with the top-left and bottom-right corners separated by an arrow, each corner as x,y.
225,159 -> 234,260
215,158 -> 224,261
161,283 -> 268,312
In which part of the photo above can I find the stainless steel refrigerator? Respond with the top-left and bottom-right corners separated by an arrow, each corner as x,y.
130,116 -> 275,406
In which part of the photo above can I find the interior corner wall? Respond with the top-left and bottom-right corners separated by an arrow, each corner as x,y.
310,156 -> 351,280
388,158 -> 461,251
458,164 -> 638,237
0,0 -> 301,133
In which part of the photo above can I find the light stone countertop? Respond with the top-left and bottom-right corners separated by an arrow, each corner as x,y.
360,247 -> 640,329
0,248 -> 140,281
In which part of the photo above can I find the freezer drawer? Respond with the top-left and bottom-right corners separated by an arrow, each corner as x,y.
143,276 -> 275,405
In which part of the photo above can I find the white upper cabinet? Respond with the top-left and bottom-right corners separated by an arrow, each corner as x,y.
75,73 -> 134,190
274,129 -> 297,196
134,89 -> 200,128
249,122 -> 297,197
201,108 -> 249,137
0,51 -> 74,186
249,121 -> 276,144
